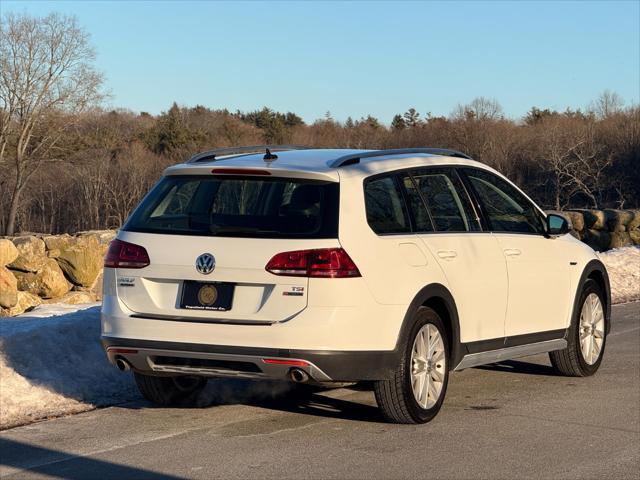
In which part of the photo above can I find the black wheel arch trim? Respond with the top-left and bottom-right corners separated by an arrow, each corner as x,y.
575,259 -> 612,334
394,283 -> 464,367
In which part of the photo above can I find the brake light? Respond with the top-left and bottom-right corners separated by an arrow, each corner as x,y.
211,168 -> 271,176
265,248 -> 361,278
104,239 -> 150,269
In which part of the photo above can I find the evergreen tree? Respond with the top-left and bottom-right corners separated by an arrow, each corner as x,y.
147,102 -> 190,155
391,114 -> 406,130
403,108 -> 420,127
362,115 -> 381,129
284,112 -> 304,127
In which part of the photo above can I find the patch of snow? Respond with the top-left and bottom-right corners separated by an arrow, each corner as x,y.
0,303 -> 137,430
597,247 -> 640,304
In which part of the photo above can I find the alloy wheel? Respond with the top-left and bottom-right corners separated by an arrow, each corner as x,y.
410,323 -> 446,409
579,293 -> 605,365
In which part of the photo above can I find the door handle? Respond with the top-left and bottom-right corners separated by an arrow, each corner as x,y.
504,248 -> 522,257
437,250 -> 458,260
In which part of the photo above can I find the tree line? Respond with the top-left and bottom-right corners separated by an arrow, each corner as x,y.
1,13 -> 639,235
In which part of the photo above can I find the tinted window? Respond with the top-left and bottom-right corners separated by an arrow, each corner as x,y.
401,175 -> 433,232
124,176 -> 339,238
463,168 -> 544,234
364,176 -> 411,234
411,169 -> 479,232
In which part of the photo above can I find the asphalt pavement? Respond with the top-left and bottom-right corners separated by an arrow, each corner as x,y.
1,302 -> 639,479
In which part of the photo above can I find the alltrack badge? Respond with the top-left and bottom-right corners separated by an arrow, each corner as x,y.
197,284 -> 218,306
195,253 -> 215,274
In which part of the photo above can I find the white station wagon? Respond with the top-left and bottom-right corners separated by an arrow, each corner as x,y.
102,146 -> 610,424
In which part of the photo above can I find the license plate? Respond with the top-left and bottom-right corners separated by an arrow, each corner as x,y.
180,281 -> 235,311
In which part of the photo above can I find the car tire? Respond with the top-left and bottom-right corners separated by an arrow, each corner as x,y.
549,279 -> 607,377
134,372 -> 208,406
374,306 -> 450,424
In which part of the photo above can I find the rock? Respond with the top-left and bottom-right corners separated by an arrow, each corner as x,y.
628,211 -> 640,232
605,210 -> 634,232
91,271 -> 104,300
13,258 -> 71,299
0,239 -> 19,267
43,234 -> 73,258
8,236 -> 47,272
77,230 -> 116,256
77,230 -> 117,244
580,210 -> 606,230
0,266 -> 18,308
48,291 -> 97,305
55,235 -> 103,287
569,229 -> 581,240
630,228 -> 640,245
582,229 -> 611,252
564,211 -> 585,232
1,291 -> 42,316
74,271 -> 104,300
610,232 -> 634,249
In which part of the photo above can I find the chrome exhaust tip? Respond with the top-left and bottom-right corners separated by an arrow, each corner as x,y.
290,368 -> 310,383
115,357 -> 131,372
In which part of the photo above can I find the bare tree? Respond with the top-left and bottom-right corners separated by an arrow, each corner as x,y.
562,125 -> 613,208
540,119 -> 612,208
591,90 -> 624,119
0,12 -> 103,235
452,97 -> 504,121
537,118 -> 583,209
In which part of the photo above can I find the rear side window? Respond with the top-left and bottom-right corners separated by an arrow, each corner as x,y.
124,176 -> 339,238
364,176 -> 411,234
401,175 -> 434,232
463,168 -> 544,234
411,169 -> 479,232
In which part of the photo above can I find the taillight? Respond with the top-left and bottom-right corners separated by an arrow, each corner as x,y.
104,239 -> 150,269
265,248 -> 361,278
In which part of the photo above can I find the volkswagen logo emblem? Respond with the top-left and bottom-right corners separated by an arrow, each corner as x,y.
195,253 -> 215,275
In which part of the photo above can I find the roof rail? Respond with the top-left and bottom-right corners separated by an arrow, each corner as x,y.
187,145 -> 311,164
330,148 -> 472,168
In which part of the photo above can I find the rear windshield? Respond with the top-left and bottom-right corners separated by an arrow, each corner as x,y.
123,176 -> 339,238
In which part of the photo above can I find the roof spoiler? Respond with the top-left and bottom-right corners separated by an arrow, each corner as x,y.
330,148 -> 472,168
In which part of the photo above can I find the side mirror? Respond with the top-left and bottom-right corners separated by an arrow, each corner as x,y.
546,214 -> 569,237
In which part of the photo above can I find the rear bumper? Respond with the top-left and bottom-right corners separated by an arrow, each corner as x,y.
102,336 -> 398,382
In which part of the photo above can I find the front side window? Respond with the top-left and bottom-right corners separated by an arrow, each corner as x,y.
463,168 -> 545,234
124,175 -> 339,238
410,169 -> 479,232
364,176 -> 411,234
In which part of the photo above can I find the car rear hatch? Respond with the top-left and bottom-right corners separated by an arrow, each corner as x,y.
111,167 -> 341,324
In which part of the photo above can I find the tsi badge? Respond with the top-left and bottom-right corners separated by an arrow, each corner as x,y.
195,253 -> 215,275
197,284 -> 218,306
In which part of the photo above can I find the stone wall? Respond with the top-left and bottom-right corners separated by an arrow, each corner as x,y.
548,209 -> 640,251
1,211 -> 638,316
0,231 -> 115,316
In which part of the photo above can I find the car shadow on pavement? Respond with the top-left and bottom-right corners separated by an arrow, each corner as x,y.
248,389 -> 385,423
475,359 -> 558,376
0,438 -> 183,480
119,379 -> 385,423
